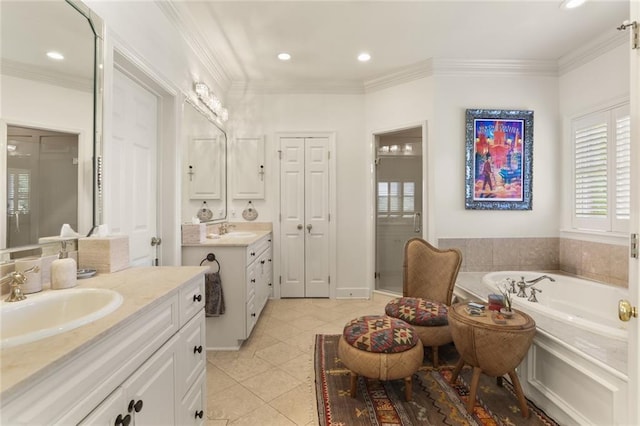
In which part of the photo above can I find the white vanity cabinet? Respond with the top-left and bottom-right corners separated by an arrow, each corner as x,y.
182,233 -> 272,350
0,269 -> 206,426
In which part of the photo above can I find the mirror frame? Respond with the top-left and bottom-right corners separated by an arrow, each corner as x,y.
0,0 -> 103,262
183,97 -> 228,223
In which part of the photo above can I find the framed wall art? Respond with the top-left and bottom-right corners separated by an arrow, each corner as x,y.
465,109 -> 533,210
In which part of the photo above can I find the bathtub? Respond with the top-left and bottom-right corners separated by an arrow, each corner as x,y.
482,271 -> 628,340
456,271 -> 631,425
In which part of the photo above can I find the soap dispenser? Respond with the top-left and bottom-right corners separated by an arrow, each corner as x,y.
51,241 -> 77,290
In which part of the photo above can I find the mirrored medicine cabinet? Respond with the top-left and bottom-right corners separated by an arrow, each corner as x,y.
182,100 -> 227,223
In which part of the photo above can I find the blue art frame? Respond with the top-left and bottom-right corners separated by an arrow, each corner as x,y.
465,109 -> 533,210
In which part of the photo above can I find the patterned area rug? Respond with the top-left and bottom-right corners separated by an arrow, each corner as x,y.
315,334 -> 559,426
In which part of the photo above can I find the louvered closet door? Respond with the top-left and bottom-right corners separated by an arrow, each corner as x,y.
280,137 -> 330,298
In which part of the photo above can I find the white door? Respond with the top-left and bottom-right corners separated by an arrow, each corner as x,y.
109,68 -> 158,267
280,137 -> 330,298
627,2 -> 639,423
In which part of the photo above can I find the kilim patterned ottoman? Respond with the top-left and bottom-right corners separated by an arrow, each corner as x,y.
385,297 -> 452,367
337,315 -> 423,401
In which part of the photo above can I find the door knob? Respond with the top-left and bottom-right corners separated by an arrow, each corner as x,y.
297,224 -> 303,230
151,236 -> 162,246
618,299 -> 638,322
306,224 -> 312,233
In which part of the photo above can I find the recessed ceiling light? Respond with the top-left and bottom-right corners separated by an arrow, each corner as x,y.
278,52 -> 291,61
46,51 -> 64,60
560,0 -> 586,9
358,52 -> 371,62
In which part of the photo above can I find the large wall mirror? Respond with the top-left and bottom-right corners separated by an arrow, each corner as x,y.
0,0 -> 103,257
181,100 -> 227,223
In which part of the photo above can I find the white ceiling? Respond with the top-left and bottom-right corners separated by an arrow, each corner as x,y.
178,0 -> 630,87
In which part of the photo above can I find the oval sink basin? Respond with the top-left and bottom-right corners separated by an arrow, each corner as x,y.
1,288 -> 123,349
225,231 -> 256,238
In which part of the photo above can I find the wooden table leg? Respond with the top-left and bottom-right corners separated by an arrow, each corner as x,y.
404,376 -> 412,401
350,372 -> 358,398
467,367 -> 482,414
507,370 -> 529,418
450,358 -> 465,384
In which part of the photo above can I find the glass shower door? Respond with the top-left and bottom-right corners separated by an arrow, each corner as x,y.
374,128 -> 423,294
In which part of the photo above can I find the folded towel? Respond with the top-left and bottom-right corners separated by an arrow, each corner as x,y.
205,271 -> 225,316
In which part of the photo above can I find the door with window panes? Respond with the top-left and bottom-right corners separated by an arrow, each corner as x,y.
375,128 -> 423,294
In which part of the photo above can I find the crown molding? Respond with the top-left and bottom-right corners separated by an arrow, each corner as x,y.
431,58 -> 558,77
363,59 -> 434,93
228,79 -> 365,96
155,1 -> 233,94
1,59 -> 93,93
558,30 -> 628,75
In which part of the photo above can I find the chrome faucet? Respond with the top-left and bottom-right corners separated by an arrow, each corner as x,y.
1,265 -> 40,302
525,274 -> 556,285
528,287 -> 542,303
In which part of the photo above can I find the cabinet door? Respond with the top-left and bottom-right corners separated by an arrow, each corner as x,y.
123,334 -> 178,426
78,388 -> 126,426
179,371 -> 206,426
188,136 -> 224,200
230,136 -> 265,199
178,310 -> 206,399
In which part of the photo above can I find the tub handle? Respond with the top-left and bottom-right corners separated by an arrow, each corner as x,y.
618,299 -> 638,322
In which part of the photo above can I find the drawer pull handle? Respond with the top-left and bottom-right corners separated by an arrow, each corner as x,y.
268,282 -> 272,286
195,410 -> 204,419
251,278 -> 256,283
251,313 -> 256,317
115,414 -> 131,426
194,345 -> 203,354
128,399 -> 143,413
261,260 -> 265,264
193,294 -> 202,302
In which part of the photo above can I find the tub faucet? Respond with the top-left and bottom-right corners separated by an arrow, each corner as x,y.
525,274 -> 555,285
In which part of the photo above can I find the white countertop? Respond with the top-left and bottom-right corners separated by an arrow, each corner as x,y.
455,272 -> 628,376
0,266 -> 207,399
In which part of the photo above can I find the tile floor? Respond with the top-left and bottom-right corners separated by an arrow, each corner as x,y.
205,293 -> 395,425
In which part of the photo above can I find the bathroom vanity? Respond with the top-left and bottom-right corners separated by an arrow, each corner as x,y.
182,228 -> 272,350
0,266 -> 207,425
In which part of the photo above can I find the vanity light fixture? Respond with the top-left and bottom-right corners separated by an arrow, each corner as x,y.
278,52 -> 291,61
560,0 -> 586,9
46,51 -> 64,60
358,52 -> 371,62
193,82 -> 229,122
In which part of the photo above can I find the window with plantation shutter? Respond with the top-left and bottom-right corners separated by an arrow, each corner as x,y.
7,169 -> 31,215
377,181 -> 417,218
572,103 -> 630,233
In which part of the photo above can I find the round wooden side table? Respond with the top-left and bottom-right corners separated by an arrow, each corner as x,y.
448,303 -> 536,417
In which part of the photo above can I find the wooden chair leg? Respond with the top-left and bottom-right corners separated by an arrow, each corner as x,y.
404,376 -> 412,401
467,367 -> 482,413
450,358 -> 465,384
349,372 -> 358,398
507,370 -> 529,418
431,346 -> 439,368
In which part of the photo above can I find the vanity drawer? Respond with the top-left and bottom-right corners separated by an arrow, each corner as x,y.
246,234 -> 271,265
179,274 -> 205,327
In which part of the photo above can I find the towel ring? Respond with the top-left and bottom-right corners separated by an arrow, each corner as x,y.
200,252 -> 221,273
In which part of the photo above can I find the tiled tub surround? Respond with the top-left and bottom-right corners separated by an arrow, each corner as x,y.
455,272 -> 629,425
439,237 -> 628,287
